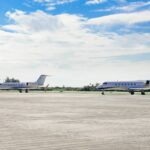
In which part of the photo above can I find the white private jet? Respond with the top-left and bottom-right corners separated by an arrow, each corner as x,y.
0,75 -> 49,93
96,80 -> 150,95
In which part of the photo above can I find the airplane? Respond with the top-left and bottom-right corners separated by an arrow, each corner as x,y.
0,75 -> 49,93
96,80 -> 150,95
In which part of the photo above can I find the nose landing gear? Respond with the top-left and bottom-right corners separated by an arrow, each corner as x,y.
101,91 -> 105,95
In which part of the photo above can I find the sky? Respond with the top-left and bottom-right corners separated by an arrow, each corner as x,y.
0,0 -> 150,86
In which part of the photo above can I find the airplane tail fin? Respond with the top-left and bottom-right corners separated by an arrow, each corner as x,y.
36,75 -> 48,86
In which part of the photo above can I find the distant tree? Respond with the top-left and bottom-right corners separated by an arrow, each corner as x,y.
81,83 -> 100,91
5,77 -> 20,83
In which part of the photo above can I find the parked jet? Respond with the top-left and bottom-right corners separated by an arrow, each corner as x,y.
96,80 -> 150,95
0,75 -> 49,93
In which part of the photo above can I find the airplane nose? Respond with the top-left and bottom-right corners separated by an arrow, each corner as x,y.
96,85 -> 103,90
96,86 -> 99,90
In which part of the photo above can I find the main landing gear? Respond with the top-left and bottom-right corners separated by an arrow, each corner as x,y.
130,91 -> 135,95
129,91 -> 146,95
25,89 -> 29,93
141,91 -> 145,95
19,89 -> 22,93
19,89 -> 29,93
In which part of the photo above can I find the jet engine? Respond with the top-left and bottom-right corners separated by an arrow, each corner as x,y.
145,80 -> 150,86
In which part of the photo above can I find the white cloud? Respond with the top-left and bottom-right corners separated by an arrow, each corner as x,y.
34,0 -> 75,4
119,1 -> 150,11
0,10 -> 150,86
96,1 -> 150,12
34,0 -> 76,10
87,10 -> 150,26
86,0 -> 106,5
86,0 -> 128,5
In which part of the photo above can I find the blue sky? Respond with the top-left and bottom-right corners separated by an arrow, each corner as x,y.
1,0 -> 150,17
0,0 -> 150,86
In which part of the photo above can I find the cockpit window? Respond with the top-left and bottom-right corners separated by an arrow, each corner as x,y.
103,82 -> 107,85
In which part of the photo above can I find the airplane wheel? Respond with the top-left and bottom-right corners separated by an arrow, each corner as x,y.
101,91 -> 104,95
141,91 -> 145,95
130,91 -> 134,95
19,89 -> 22,93
25,89 -> 29,93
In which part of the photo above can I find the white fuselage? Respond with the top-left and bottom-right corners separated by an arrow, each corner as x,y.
0,75 -> 48,91
96,81 -> 146,91
0,82 -> 40,89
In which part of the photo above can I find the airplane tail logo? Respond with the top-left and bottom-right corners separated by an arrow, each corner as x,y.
36,75 -> 47,86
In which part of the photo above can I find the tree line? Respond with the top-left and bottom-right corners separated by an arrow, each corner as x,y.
5,77 -> 20,83
4,77 -> 99,91
47,83 -> 99,92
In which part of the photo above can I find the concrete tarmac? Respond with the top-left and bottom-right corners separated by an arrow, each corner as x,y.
0,92 -> 150,150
